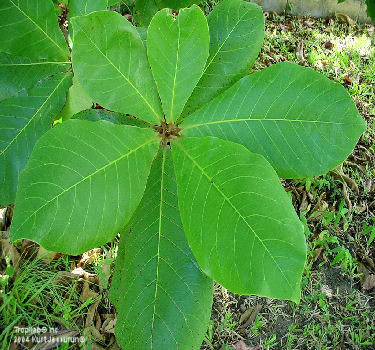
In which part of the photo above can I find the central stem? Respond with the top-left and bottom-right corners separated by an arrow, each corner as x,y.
153,121 -> 181,145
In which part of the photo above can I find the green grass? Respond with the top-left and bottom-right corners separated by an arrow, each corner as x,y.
0,255 -> 101,349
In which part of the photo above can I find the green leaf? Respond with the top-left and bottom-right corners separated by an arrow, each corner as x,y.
172,136 -> 306,302
133,0 -> 200,26
56,77 -> 93,121
68,0 -> 108,38
0,53 -> 70,102
72,109 -> 151,128
134,0 -> 159,26
137,27 -> 148,47
366,0 -> 375,21
0,0 -> 69,61
0,72 -> 72,205
182,62 -> 366,178
71,11 -> 163,124
69,0 -> 107,18
110,147 -> 213,349
9,121 -> 159,254
147,6 -> 209,123
160,0 -> 199,8
107,0 -> 120,6
182,0 -> 264,117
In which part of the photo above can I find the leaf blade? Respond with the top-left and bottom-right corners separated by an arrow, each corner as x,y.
147,6 -> 209,123
72,109 -> 151,128
173,136 -> 306,302
182,62 -> 366,178
182,0 -> 264,117
0,0 -> 69,61
110,147 -> 213,349
0,53 -> 70,102
0,72 -> 72,205
71,11 -> 163,124
69,0 -> 107,18
9,121 -> 159,254
56,77 -> 93,121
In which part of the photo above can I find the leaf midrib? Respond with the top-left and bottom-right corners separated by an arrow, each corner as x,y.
176,141 -> 294,290
183,117 -> 349,130
169,15 -> 181,123
0,73 -> 71,156
0,62 -> 70,66
14,136 -> 158,233
8,0 -> 68,59
150,148 -> 165,349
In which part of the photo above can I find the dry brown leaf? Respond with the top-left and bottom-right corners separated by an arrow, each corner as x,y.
107,341 -> 121,350
81,281 -> 101,329
239,307 -> 253,325
37,246 -> 60,263
357,262 -> 370,288
0,207 -> 7,230
233,340 -> 262,350
331,166 -> 359,195
357,248 -> 375,269
299,191 -> 309,212
239,304 -> 262,329
313,247 -> 324,262
79,248 -> 101,267
53,271 -> 80,286
72,266 -> 96,280
302,20 -> 315,26
85,326 -> 105,342
364,179 -> 373,192
101,318 -> 116,334
336,13 -> 355,25
80,280 -> 99,302
0,237 -> 20,275
296,40 -> 305,62
310,199 -> 328,220
95,312 -> 102,332
99,250 -> 112,290
362,275 -> 375,291
20,239 -> 38,259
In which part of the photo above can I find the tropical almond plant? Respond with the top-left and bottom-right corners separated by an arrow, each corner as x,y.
1,0 -> 366,348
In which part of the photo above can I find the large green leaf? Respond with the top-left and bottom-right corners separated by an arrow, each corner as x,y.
173,136 -> 306,302
182,0 -> 264,118
147,6 -> 208,123
110,147 -> 213,349
71,11 -> 163,124
0,72 -> 72,206
0,0 -> 69,61
0,53 -> 69,102
182,63 -> 367,178
9,121 -> 159,254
